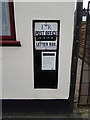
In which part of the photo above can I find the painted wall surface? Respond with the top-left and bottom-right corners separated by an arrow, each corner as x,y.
2,2 -> 75,99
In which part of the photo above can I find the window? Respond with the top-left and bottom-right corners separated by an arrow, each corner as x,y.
0,1 -> 21,46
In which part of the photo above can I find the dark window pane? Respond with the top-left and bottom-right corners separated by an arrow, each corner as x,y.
0,2 -> 11,36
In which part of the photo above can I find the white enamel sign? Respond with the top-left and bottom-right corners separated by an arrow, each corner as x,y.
34,22 -> 58,50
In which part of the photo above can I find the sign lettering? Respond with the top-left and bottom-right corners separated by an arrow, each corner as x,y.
34,22 -> 58,50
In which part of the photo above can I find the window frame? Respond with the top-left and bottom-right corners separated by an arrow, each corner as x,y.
0,1 -> 21,46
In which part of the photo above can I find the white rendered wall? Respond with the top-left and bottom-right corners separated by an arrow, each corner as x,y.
2,2 -> 75,99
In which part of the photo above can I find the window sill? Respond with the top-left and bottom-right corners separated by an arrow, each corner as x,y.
0,41 -> 21,47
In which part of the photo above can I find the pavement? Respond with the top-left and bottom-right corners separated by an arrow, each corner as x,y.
1,105 -> 90,120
